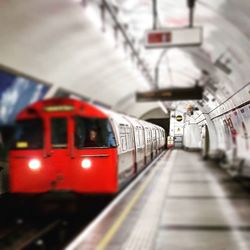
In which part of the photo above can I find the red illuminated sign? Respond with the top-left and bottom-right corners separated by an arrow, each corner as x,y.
147,32 -> 172,44
144,27 -> 202,49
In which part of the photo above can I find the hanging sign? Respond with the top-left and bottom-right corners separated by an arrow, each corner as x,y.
144,27 -> 202,49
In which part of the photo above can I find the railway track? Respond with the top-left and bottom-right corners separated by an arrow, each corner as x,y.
0,153 -> 166,250
0,197 -> 108,250
0,214 -> 102,250
0,218 -> 64,250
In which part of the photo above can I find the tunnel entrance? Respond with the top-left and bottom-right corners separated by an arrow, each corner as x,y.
146,118 -> 170,139
140,107 -> 170,144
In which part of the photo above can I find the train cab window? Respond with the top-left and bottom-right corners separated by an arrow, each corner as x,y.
51,118 -> 67,148
75,117 -> 116,148
12,119 -> 43,149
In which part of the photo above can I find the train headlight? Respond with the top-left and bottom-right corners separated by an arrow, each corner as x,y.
28,159 -> 41,170
81,159 -> 92,169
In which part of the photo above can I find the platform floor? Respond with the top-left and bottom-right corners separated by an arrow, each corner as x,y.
68,150 -> 250,250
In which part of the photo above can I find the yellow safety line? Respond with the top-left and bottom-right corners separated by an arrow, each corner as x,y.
96,159 -> 162,250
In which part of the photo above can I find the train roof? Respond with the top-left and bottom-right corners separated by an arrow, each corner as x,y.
16,98 -> 108,119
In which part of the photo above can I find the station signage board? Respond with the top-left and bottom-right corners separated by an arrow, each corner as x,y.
144,27 -> 202,49
176,115 -> 183,122
136,86 -> 203,102
174,127 -> 184,135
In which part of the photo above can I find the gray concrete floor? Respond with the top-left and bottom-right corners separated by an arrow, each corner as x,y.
70,150 -> 250,250
154,150 -> 250,250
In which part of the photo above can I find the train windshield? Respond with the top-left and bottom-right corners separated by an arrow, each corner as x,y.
75,117 -> 117,148
12,119 -> 43,150
51,118 -> 67,149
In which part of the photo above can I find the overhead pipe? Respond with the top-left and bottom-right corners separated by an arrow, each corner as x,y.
154,49 -> 167,89
102,0 -> 155,86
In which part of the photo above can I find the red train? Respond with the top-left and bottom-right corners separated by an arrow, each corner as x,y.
9,98 -> 165,194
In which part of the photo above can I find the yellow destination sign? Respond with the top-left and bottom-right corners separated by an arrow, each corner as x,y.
44,105 -> 74,112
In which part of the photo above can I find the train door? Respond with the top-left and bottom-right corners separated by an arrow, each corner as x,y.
143,127 -> 149,164
46,116 -> 73,190
129,124 -> 137,174
141,125 -> 147,165
149,128 -> 153,160
156,128 -> 159,153
135,126 -> 145,171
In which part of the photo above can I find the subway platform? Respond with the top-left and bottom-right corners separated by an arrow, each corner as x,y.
67,150 -> 250,250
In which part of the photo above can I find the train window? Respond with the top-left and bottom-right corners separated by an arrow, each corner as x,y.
152,129 -> 155,140
137,128 -> 142,147
51,118 -> 67,148
121,136 -> 127,151
126,126 -> 133,149
107,122 -> 117,147
12,119 -> 43,150
145,128 -> 150,144
135,128 -> 139,148
119,125 -> 127,151
119,124 -> 134,151
75,117 -> 116,148
139,128 -> 144,146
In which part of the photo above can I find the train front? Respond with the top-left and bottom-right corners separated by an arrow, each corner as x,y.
9,98 -> 118,195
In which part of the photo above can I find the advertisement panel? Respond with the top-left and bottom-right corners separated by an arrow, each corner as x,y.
0,69 -> 49,124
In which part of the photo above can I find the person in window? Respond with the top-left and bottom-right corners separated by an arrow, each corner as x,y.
84,129 -> 99,147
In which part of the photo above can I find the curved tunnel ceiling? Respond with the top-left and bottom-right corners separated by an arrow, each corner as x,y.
0,0 -> 249,118
0,0 -> 159,117
111,0 -> 250,112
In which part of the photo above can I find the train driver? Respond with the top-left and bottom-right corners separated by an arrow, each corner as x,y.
84,128 -> 99,147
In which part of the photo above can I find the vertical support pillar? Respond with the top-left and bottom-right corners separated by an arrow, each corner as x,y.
189,8 -> 194,27
187,0 -> 196,28
152,0 -> 158,30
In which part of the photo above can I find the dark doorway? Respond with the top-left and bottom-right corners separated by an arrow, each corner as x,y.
146,118 -> 170,137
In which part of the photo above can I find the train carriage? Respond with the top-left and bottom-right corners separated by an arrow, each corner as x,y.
9,98 -> 166,195
102,109 -> 136,187
124,116 -> 146,172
